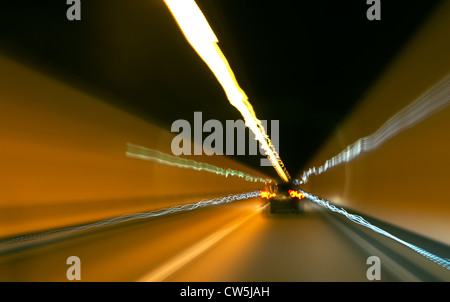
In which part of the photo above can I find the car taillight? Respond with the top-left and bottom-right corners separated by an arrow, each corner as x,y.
289,190 -> 305,199
260,190 -> 276,199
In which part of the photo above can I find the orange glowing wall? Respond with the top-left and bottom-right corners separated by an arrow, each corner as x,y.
299,1 -> 450,245
0,55 -> 268,239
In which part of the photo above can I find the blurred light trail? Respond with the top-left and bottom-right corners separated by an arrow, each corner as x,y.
299,74 -> 450,184
126,143 -> 270,183
288,190 -> 305,199
0,190 -> 260,251
260,190 -> 276,199
163,0 -> 290,182
300,190 -> 450,270
139,209 -> 260,282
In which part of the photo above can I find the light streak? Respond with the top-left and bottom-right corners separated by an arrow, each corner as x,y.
126,143 -> 270,183
300,189 -> 450,271
299,74 -> 450,184
163,0 -> 290,182
288,190 -> 305,199
139,210 -> 260,282
260,190 -> 276,199
0,191 -> 260,251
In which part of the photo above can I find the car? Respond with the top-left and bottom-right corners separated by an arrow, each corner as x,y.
264,182 -> 305,214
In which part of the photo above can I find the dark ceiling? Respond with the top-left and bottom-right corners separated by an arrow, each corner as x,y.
0,0 -> 442,181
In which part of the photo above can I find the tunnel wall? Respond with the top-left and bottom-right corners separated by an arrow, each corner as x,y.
0,54 -> 268,239
299,1 -> 450,245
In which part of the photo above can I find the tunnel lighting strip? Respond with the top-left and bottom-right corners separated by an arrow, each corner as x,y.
299,190 -> 450,271
126,143 -> 270,183
0,191 -> 260,250
163,0 -> 290,182
299,74 -> 450,184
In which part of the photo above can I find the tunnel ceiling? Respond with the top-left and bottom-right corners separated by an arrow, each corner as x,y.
0,0 -> 443,180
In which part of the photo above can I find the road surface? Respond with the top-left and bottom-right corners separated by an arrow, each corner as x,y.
0,197 -> 403,282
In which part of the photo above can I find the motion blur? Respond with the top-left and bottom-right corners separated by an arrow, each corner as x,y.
0,0 -> 449,282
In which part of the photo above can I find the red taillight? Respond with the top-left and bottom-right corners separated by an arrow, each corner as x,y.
289,190 -> 305,199
260,190 -> 276,199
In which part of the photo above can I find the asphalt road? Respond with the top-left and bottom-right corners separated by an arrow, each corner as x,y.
0,197 -> 404,282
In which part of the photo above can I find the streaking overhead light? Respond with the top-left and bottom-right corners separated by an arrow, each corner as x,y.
163,0 -> 290,182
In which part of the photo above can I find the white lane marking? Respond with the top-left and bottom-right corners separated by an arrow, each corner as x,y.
137,206 -> 264,282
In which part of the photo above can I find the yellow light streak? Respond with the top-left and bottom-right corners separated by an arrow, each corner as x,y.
163,0 -> 290,182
